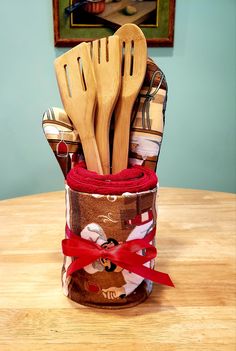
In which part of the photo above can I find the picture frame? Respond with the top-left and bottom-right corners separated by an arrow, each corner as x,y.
53,0 -> 175,47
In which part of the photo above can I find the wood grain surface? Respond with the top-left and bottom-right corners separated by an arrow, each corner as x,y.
112,24 -> 147,173
0,188 -> 235,350
54,43 -> 103,174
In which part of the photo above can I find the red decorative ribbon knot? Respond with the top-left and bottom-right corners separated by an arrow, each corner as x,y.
62,226 -> 174,288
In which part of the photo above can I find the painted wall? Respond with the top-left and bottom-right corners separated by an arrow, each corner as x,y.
0,0 -> 235,200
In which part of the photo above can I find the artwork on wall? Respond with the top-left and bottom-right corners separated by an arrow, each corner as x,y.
53,0 -> 175,47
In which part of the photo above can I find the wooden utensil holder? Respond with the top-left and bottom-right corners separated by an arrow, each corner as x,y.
43,58 -> 167,177
62,184 -> 158,309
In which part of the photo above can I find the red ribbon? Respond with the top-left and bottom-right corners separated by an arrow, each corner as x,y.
62,226 -> 174,288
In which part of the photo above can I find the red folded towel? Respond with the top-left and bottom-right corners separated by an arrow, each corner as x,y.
66,162 -> 158,195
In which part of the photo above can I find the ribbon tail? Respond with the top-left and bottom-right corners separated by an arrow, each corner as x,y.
123,263 -> 174,287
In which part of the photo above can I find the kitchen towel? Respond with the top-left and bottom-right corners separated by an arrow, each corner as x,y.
62,164 -> 173,309
66,162 -> 158,195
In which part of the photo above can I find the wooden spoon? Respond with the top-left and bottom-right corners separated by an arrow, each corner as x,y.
54,43 -> 103,174
112,24 -> 147,174
89,35 -> 121,174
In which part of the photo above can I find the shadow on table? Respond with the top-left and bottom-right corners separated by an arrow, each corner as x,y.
66,282 -> 177,317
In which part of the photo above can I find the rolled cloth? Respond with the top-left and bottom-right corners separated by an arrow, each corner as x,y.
66,162 -> 157,195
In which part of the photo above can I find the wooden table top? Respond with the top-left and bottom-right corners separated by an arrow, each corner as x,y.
0,188 -> 235,351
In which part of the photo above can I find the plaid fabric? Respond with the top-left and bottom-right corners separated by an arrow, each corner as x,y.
42,107 -> 83,177
129,59 -> 167,171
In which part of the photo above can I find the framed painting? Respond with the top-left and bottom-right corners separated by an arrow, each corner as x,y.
53,0 -> 175,47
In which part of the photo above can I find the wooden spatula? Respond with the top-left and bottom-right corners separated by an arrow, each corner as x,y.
112,24 -> 147,174
54,43 -> 103,174
89,35 -> 121,174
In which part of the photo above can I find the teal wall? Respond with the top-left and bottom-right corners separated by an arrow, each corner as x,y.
0,0 -> 235,200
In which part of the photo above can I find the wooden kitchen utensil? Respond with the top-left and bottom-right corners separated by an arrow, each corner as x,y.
54,43 -> 103,174
112,24 -> 147,174
90,35 -> 121,174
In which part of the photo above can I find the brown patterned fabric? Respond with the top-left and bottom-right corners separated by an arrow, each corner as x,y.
62,186 -> 158,309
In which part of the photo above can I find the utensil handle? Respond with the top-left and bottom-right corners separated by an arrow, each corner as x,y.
81,137 -> 103,174
112,101 -> 133,174
95,107 -> 113,175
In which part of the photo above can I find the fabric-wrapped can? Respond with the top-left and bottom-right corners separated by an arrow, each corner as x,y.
61,163 -> 173,309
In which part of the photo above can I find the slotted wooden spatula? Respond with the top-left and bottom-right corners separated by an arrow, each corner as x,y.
89,35 -> 121,174
112,24 -> 147,174
54,43 -> 103,174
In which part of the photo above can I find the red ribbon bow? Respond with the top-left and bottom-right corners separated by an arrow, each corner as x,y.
62,226 -> 174,288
